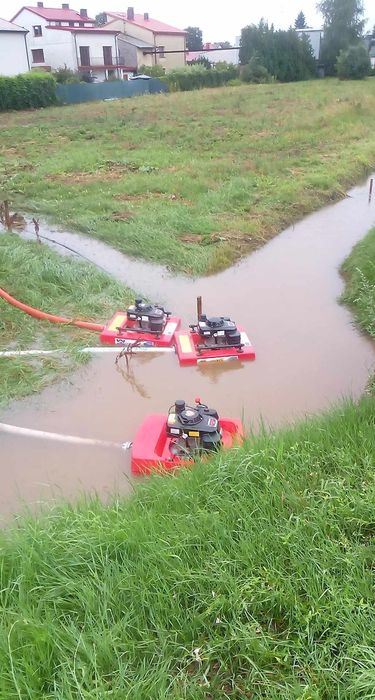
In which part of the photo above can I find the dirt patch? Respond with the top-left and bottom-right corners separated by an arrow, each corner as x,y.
47,160 -> 160,186
114,192 -> 191,205
111,211 -> 134,222
47,171 -> 124,185
0,147 -> 25,157
179,234 -> 204,244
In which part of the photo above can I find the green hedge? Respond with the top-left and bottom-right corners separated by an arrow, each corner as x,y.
0,72 -> 57,111
166,64 -> 239,91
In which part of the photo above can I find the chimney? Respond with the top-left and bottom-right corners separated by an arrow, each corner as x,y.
62,3 -> 69,9
127,6 -> 134,20
144,12 -> 149,20
37,1 -> 43,6
80,8 -> 88,17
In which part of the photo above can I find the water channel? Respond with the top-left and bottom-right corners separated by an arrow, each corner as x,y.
1,176 -> 374,520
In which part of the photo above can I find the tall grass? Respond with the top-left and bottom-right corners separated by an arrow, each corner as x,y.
1,79 -> 375,273
0,234 -> 133,404
0,396 -> 374,699
341,226 -> 375,340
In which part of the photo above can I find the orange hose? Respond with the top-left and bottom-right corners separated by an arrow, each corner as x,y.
0,287 -> 104,332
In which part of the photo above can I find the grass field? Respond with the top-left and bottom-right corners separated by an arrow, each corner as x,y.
0,225 -> 375,698
1,79 -> 375,274
0,234 -> 133,405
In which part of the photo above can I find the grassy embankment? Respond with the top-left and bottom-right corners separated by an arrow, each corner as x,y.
0,234 -> 133,405
0,79 -> 375,274
0,233 -> 374,696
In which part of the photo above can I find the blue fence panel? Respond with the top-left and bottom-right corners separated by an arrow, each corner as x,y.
56,78 -> 168,105
148,78 -> 169,94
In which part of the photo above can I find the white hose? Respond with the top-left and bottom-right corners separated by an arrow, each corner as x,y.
0,347 -> 175,358
0,422 -> 131,450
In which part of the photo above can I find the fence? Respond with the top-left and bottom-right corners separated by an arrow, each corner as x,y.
56,78 -> 168,105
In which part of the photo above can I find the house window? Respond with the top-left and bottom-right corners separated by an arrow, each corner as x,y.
158,46 -> 165,58
31,48 -> 45,63
79,46 -> 90,66
103,46 -> 113,66
33,25 -> 42,37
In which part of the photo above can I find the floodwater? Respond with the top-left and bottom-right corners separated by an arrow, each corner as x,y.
1,176 -> 375,520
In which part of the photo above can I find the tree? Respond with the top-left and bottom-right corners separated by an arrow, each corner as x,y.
336,43 -> 371,77
295,11 -> 307,29
184,26 -> 203,51
317,0 -> 365,74
95,12 -> 107,27
240,21 -> 316,81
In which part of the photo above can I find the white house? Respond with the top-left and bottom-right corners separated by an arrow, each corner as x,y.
0,18 -> 29,76
187,43 -> 240,66
11,4 -> 128,80
296,29 -> 323,61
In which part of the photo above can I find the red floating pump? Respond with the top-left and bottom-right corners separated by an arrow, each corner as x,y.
175,297 -> 255,365
100,298 -> 181,347
131,398 -> 243,474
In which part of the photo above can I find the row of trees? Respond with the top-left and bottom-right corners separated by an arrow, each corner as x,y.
186,1 -> 372,82
318,0 -> 367,74
239,21 -> 316,82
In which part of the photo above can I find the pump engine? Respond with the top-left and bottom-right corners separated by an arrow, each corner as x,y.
166,399 -> 222,455
125,298 -> 171,336
191,315 -> 242,350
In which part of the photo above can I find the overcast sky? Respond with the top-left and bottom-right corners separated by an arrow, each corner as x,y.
4,0 -> 375,42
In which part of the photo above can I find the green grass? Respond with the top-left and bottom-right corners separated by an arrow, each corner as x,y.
341,225 -> 375,393
0,234 -> 133,405
0,397 -> 375,699
341,226 -> 375,340
1,79 -> 375,274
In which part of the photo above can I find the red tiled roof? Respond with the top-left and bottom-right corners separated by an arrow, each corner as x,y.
47,25 -> 118,32
106,11 -> 186,35
11,6 -> 95,23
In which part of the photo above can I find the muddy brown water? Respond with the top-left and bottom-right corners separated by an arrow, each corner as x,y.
1,177 -> 375,520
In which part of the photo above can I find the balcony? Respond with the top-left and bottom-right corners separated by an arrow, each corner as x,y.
78,56 -> 135,71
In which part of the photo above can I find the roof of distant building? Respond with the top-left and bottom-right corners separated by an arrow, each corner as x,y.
11,5 -> 95,24
106,11 -> 186,35
0,16 -> 28,31
46,25 -> 118,33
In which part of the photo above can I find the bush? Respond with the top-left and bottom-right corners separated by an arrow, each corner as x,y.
0,72 -> 57,111
138,64 -> 166,77
53,65 -> 81,84
188,56 -> 212,69
241,56 -> 271,83
336,43 -> 371,79
166,63 -> 238,91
